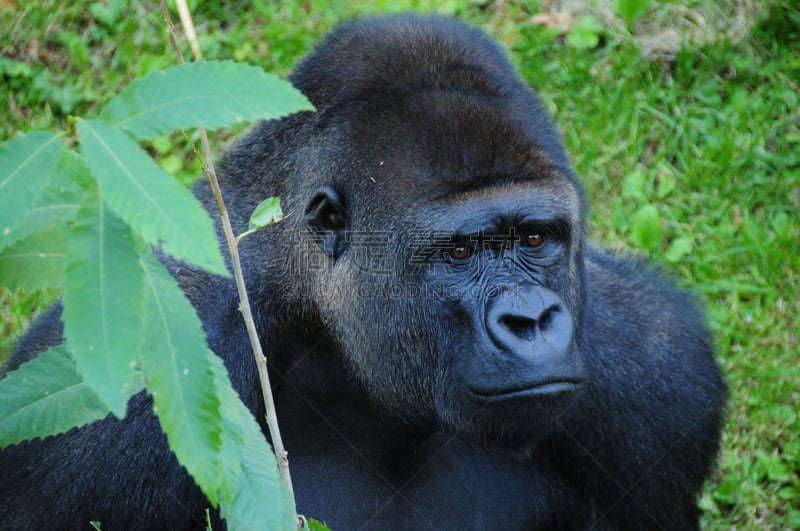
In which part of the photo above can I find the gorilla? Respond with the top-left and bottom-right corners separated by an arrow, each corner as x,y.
0,14 -> 726,531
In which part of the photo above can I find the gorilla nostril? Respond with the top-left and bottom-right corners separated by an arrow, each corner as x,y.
501,315 -> 538,341
538,305 -> 561,332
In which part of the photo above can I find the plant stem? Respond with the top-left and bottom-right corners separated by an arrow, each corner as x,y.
162,0 -> 294,494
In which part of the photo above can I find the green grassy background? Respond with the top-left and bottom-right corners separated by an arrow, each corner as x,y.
1,1 -> 797,528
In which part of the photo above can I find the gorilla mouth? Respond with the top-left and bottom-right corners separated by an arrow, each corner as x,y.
467,379 -> 582,402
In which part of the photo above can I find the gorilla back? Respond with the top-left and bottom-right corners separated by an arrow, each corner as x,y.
0,14 -> 726,530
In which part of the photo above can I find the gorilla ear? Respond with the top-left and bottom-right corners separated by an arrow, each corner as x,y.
304,186 -> 348,258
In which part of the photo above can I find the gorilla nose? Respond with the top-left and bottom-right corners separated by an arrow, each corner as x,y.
486,286 -> 574,359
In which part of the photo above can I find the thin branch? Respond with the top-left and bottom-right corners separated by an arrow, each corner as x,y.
163,0 -> 294,494
173,0 -> 201,60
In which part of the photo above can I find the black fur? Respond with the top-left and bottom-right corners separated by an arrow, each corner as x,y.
0,15 -> 726,530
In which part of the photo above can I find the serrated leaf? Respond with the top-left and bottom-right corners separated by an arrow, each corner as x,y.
212,352 -> 296,530
214,364 -> 246,511
100,60 -> 315,140
58,149 -> 94,191
664,237 -> 692,263
0,131 -> 64,250
77,118 -> 228,276
62,188 -> 145,417
248,196 -> 284,231
139,252 -> 223,504
5,151 -> 86,250
0,227 -> 68,290
0,346 -> 112,447
630,204 -> 662,252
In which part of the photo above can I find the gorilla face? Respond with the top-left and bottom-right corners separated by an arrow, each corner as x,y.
420,190 -> 586,440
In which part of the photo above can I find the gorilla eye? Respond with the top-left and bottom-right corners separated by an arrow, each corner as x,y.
452,245 -> 472,260
525,233 -> 545,247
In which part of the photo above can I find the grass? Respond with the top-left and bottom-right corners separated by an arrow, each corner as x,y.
1,0 -> 798,528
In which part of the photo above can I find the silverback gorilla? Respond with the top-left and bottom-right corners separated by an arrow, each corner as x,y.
0,14 -> 726,530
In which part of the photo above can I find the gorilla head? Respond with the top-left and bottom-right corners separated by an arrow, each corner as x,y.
226,15 -> 589,448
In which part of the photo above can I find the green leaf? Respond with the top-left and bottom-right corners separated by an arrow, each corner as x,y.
139,252 -> 224,504
77,118 -> 228,276
664,237 -> 693,263
58,149 -> 94,190
213,352 -> 296,530
0,131 -> 64,250
567,16 -> 604,50
248,196 -> 284,231
0,151 -> 87,289
5,151 -> 86,250
62,188 -> 145,418
713,473 -> 739,504
0,346 -> 112,447
630,204 -> 662,252
306,518 -> 333,531
756,452 -> 791,482
613,0 -> 653,24
100,61 -> 315,140
0,227 -> 68,290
